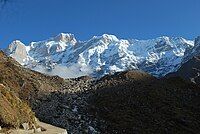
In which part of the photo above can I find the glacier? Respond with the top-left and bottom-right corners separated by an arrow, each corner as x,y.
5,33 -> 200,78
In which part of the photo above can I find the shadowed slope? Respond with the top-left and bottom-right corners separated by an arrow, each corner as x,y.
89,71 -> 200,133
167,56 -> 200,84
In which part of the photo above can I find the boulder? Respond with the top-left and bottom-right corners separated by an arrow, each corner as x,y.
22,123 -> 29,130
34,127 -> 42,133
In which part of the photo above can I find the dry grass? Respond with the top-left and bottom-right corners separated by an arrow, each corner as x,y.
0,51 -> 65,130
0,84 -> 36,128
0,51 -> 65,103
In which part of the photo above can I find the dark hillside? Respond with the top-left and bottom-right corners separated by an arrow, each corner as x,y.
89,71 -> 200,133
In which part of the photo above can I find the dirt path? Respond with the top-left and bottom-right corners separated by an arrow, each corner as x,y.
3,121 -> 67,134
37,121 -> 67,134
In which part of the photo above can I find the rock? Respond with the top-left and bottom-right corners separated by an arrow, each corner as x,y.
5,40 -> 28,64
22,123 -> 29,130
0,126 -> 2,130
34,127 -> 42,133
71,94 -> 78,99
83,129 -> 88,133
88,126 -> 97,133
72,106 -> 78,112
34,117 -> 38,123
29,129 -> 35,133
60,104 -> 70,109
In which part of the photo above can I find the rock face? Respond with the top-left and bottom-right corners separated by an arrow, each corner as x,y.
5,40 -> 28,65
5,33 -> 200,78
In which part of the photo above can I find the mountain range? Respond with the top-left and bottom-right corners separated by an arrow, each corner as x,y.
2,34 -> 200,133
5,33 -> 200,78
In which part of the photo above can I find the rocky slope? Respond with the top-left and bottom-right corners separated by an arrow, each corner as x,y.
0,51 -> 64,132
30,69 -> 200,133
1,50 -> 200,133
0,51 -> 66,132
5,33 -> 199,78
0,84 -> 36,130
0,51 -> 100,133
88,71 -> 200,133
0,51 -> 37,132
0,51 -> 65,103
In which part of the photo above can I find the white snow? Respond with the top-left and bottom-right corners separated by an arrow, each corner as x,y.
6,33 -> 198,78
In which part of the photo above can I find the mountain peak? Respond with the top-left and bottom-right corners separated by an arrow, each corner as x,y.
159,36 -> 170,40
53,33 -> 77,44
10,39 -> 24,46
5,40 -> 28,64
6,40 -> 26,54
102,34 -> 119,40
13,40 -> 23,43
97,34 -> 119,42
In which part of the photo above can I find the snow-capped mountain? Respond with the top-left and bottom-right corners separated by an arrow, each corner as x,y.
5,33 -> 199,78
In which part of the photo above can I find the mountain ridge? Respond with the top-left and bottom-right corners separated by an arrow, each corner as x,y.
5,33 -> 199,78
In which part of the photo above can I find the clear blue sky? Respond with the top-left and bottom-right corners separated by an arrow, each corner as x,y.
0,0 -> 200,48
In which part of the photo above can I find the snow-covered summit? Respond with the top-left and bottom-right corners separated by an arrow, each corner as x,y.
52,33 -> 77,43
5,40 -> 28,65
5,33 -> 199,78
